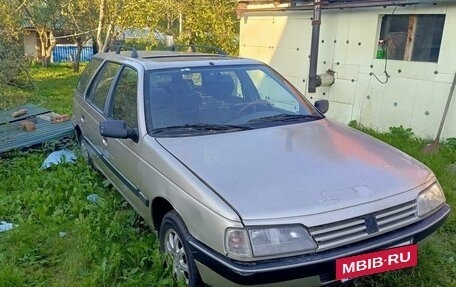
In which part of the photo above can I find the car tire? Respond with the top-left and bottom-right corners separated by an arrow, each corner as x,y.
159,211 -> 203,287
78,135 -> 93,166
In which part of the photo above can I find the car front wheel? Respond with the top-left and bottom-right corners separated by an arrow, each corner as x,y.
159,211 -> 202,287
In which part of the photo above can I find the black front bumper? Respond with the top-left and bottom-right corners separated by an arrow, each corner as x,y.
189,204 -> 450,285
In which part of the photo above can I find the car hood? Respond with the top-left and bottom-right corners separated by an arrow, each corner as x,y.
156,120 -> 433,220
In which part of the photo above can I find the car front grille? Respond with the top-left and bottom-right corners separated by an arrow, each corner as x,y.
308,200 -> 418,251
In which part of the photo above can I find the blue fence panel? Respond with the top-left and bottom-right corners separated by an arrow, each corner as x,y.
52,45 -> 93,63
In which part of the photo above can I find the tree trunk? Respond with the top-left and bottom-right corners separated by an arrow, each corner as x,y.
179,12 -> 183,35
40,41 -> 47,66
73,42 -> 83,73
37,28 -> 47,66
36,28 -> 56,67
96,0 -> 106,52
44,31 -> 56,66
101,21 -> 113,52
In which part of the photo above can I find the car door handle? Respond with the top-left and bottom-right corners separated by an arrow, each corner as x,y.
102,138 -> 108,147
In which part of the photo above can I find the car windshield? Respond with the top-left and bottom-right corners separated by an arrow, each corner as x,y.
145,64 -> 322,136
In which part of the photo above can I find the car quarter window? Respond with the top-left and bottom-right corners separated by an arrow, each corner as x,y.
76,58 -> 103,95
110,66 -> 138,129
88,62 -> 122,112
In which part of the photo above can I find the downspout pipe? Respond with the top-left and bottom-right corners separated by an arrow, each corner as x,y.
308,0 -> 321,93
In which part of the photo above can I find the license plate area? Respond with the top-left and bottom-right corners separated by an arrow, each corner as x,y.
336,244 -> 418,281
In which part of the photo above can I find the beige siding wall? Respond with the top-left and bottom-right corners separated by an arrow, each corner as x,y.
23,32 -> 38,59
240,3 -> 456,139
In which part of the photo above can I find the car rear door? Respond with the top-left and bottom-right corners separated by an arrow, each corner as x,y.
82,61 -> 123,170
102,65 -> 150,212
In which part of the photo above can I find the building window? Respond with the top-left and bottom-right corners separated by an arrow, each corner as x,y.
377,14 -> 445,62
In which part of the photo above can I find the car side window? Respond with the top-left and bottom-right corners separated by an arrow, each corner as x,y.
89,62 -> 122,112
110,67 -> 138,129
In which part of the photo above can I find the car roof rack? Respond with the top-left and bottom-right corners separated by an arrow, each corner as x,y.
103,45 -> 138,58
167,45 -> 228,56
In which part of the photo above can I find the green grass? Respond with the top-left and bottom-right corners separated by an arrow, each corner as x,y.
0,65 -> 175,286
0,63 -> 80,114
347,124 -> 456,287
0,67 -> 455,287
0,148 -> 174,287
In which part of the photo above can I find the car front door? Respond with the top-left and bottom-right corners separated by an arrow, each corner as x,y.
103,65 -> 149,212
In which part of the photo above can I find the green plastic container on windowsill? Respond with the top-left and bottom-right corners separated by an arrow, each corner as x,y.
376,48 -> 385,59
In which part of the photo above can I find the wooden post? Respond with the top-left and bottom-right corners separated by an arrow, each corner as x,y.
403,15 -> 417,61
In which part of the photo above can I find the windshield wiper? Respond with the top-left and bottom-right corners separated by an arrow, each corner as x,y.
152,123 -> 252,134
248,114 -> 323,123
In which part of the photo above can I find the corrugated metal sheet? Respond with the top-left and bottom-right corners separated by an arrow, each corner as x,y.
52,45 -> 93,63
0,104 -> 49,125
0,105 -> 75,154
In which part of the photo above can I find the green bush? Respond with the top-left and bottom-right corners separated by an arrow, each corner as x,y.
0,38 -> 33,88
445,138 -> 456,151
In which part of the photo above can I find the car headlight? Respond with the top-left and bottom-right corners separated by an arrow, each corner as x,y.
417,182 -> 446,217
225,225 -> 317,259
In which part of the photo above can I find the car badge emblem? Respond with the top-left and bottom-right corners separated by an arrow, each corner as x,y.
364,215 -> 379,234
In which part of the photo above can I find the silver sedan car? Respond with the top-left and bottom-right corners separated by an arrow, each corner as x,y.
73,48 -> 450,287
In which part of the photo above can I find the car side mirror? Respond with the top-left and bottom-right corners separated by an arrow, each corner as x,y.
314,99 -> 329,114
100,120 -> 138,141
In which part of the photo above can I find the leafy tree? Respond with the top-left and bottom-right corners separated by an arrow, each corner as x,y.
0,1 -> 33,87
17,0 -> 64,66
117,0 -> 164,50
176,0 -> 239,55
118,0 -> 160,29
96,0 -> 128,52
0,1 -> 21,38
3,0 -> 239,76
153,0 -> 185,34
117,0 -> 239,54
61,0 -> 98,72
